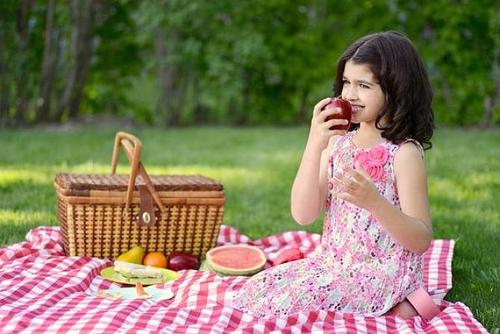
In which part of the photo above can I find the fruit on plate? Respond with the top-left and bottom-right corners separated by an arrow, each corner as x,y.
168,252 -> 200,271
320,97 -> 352,130
116,245 -> 145,264
114,260 -> 165,284
205,244 -> 266,276
272,247 -> 305,266
143,252 -> 167,268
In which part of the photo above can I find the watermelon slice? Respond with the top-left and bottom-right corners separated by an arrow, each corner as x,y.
205,244 -> 266,276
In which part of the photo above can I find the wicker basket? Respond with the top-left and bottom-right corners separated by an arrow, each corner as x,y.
54,131 -> 225,260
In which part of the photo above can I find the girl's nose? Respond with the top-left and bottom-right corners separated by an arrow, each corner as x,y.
342,86 -> 358,101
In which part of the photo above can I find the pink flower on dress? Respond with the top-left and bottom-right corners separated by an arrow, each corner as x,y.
367,145 -> 389,165
354,145 -> 389,181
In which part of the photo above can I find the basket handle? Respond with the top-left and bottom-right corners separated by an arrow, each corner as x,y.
111,131 -> 165,213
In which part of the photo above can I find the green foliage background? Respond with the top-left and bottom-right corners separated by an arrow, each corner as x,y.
0,0 -> 498,126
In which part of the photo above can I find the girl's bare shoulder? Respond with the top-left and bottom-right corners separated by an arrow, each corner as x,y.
395,140 -> 424,163
394,141 -> 426,177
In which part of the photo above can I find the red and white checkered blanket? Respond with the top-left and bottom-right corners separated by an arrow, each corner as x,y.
0,226 -> 487,333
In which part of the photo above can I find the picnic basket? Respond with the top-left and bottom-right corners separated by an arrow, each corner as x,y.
54,131 -> 225,260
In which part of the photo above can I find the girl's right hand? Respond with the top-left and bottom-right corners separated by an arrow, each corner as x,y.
308,98 -> 349,149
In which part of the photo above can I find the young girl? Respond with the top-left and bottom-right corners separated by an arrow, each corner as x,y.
232,31 -> 435,318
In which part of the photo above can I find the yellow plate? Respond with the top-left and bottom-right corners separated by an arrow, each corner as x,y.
100,266 -> 179,285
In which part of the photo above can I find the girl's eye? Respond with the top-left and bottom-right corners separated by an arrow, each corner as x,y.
360,84 -> 370,89
342,80 -> 350,85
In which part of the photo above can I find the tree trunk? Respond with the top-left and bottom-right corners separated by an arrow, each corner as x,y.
236,69 -> 251,125
170,68 -> 189,126
480,30 -> 499,127
14,0 -> 35,125
298,88 -> 310,123
441,80 -> 452,106
480,97 -> 493,128
54,0 -> 95,122
36,0 -> 57,123
192,74 -> 208,124
228,97 -> 237,124
0,21 -> 9,127
154,29 -> 183,126
153,29 -> 164,122
68,0 -> 94,120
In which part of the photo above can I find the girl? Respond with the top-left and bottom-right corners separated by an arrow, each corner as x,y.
232,31 -> 435,318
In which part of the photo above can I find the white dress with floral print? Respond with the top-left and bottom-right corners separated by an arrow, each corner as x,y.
232,131 -> 424,318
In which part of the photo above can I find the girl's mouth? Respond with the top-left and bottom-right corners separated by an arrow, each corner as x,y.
351,105 -> 364,113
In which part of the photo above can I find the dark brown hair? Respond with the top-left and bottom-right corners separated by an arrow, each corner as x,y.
334,31 -> 434,149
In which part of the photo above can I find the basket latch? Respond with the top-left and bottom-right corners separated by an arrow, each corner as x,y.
138,184 -> 156,227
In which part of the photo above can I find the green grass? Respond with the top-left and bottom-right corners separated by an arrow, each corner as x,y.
0,126 -> 499,330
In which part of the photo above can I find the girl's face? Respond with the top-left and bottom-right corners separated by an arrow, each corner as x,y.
341,60 -> 386,126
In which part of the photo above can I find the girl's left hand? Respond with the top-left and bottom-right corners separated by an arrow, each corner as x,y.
333,161 -> 382,211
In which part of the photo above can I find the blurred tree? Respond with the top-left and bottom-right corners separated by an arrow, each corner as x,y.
389,0 -> 499,126
54,0 -> 96,121
0,4 -> 12,126
36,0 -> 57,123
83,0 -> 142,119
14,0 -> 36,125
0,0 -> 497,127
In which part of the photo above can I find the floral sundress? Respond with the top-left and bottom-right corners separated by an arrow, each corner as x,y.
231,131 -> 424,318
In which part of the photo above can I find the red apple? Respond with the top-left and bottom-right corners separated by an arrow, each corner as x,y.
167,251 -> 200,271
320,98 -> 352,130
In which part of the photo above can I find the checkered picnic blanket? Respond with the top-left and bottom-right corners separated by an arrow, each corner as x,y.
0,225 -> 488,333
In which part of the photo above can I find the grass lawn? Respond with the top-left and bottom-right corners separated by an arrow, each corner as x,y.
0,126 -> 499,330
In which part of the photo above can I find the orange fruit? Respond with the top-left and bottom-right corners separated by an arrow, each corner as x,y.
143,251 -> 167,268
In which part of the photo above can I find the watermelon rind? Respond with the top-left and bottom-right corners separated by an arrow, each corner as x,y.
203,260 -> 232,276
205,244 -> 266,276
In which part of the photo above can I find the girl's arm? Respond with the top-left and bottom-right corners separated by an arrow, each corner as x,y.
335,143 -> 433,254
291,98 -> 349,225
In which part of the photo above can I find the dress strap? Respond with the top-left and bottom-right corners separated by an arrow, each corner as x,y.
399,139 -> 424,159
